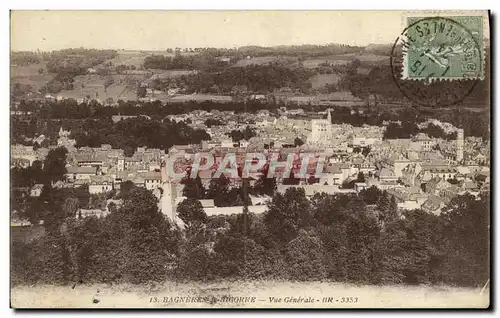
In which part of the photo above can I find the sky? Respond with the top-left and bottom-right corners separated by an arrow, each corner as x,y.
11,11 -> 409,51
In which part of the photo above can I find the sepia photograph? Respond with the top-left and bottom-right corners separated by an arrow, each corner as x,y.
9,10 -> 491,309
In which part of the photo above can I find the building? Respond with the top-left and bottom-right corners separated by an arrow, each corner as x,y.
76,208 -> 109,219
66,166 -> 97,182
89,175 -> 114,194
11,145 -> 37,166
354,182 -> 368,192
421,195 -> 446,215
144,171 -> 162,190
310,109 -> 332,144
30,184 -> 44,197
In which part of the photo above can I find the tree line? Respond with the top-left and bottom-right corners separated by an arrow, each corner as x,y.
11,99 -> 489,150
173,64 -> 314,94
12,182 -> 489,287
69,117 -> 210,155
383,122 -> 458,140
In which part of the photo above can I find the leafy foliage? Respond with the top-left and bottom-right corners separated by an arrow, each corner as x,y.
12,184 -> 489,287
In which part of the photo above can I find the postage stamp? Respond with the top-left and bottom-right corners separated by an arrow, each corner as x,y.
401,15 -> 484,81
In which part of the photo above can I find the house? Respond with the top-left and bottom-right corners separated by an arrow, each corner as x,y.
76,208 -> 109,219
324,164 -> 344,185
239,139 -> 250,148
11,144 -> 37,166
461,180 -> 479,194
111,114 -> 151,123
144,171 -> 162,190
354,182 -> 368,193
11,158 -> 31,169
220,138 -> 234,148
203,205 -> 268,216
421,195 -> 446,215
378,167 -> 398,182
277,184 -> 356,197
199,199 -> 216,208
74,153 -> 106,168
30,184 -> 44,197
249,195 -> 271,206
423,177 -> 449,195
89,175 -> 114,194
420,164 -> 458,180
439,185 -> 461,202
351,136 -> 381,147
475,171 -> 490,184
132,175 -> 146,188
66,166 -> 97,182
395,192 -> 428,210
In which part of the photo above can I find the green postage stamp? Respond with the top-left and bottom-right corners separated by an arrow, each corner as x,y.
402,15 -> 485,80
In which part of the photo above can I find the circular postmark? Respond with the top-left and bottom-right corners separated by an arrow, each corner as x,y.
390,16 -> 483,107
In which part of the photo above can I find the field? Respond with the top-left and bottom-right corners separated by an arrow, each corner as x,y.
100,50 -> 201,69
168,94 -> 232,103
302,53 -> 389,69
302,58 -> 351,68
10,50 -> 390,102
11,281 -> 490,309
57,74 -> 137,102
10,62 -> 53,91
308,74 -> 341,89
100,50 -> 148,68
234,56 -> 297,67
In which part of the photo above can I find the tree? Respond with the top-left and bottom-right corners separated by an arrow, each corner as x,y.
118,180 -> 135,198
62,196 -> 80,218
399,210 -> 443,284
177,198 -> 208,235
207,174 -> 230,207
204,118 -> 224,128
294,137 -> 304,147
439,194 -> 489,286
282,173 -> 301,185
343,209 -> 380,283
307,175 -> 319,185
356,171 -> 365,183
372,219 -> 408,284
227,126 -> 256,143
182,176 -> 205,199
116,187 -> 177,283
311,193 -> 354,226
43,147 -> 68,184
362,146 -> 371,157
104,78 -> 114,92
284,229 -> 327,280
264,187 -> 313,243
253,175 -> 277,196
137,84 -> 147,98
359,186 -> 382,205
377,191 -> 398,225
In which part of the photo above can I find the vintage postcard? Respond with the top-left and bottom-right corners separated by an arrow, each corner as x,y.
10,10 -> 490,309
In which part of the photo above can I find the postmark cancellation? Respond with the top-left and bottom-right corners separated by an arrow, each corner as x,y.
400,13 -> 486,81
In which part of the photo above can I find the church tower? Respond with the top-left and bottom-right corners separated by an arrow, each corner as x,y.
310,109 -> 333,145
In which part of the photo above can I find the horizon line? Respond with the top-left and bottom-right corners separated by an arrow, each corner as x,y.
10,42 -> 395,53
